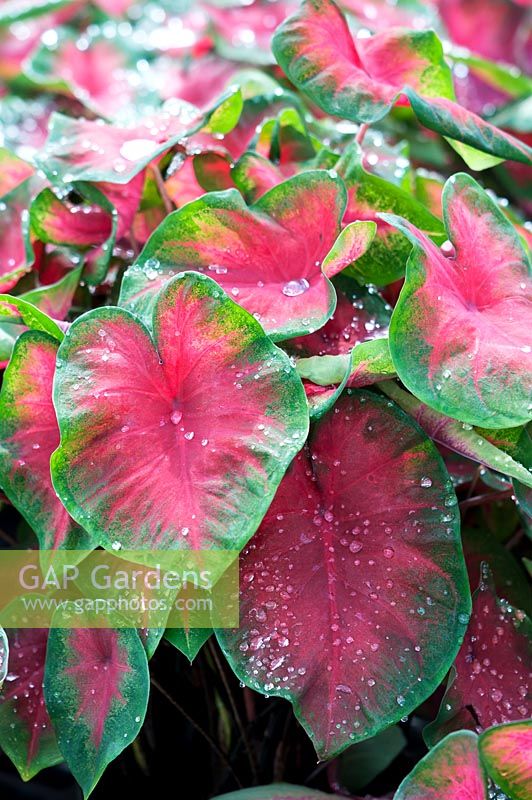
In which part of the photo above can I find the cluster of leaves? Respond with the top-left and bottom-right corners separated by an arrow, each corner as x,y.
0,0 -> 530,798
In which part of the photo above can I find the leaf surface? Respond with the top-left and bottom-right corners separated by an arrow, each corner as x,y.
218,390 -> 470,758
479,721 -> 532,800
119,171 -> 344,340
52,273 -> 308,552
386,173 -> 532,429
44,625 -> 149,798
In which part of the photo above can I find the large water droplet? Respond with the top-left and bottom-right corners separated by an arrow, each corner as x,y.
282,278 -> 310,297
120,139 -> 158,162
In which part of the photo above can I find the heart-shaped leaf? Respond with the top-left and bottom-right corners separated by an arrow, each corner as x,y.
51,272 -> 308,552
385,173 -> 532,429
479,721 -> 532,800
424,566 -> 531,747
44,625 -> 150,798
395,730 -> 487,799
272,0 -> 452,124
0,629 -> 62,781
0,331 -> 93,551
217,389 -> 470,759
272,0 -> 532,166
119,171 -> 345,340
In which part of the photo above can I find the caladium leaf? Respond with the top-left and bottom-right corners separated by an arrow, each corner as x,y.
0,178 -> 36,293
35,106 -> 203,185
119,171 -> 345,340
0,629 -> 62,781
385,173 -> 532,429
165,628 -> 212,662
0,627 -> 7,689
404,89 -> 532,168
0,266 -> 82,366
321,221 -> 376,278
272,0 -> 532,166
336,144 -> 446,285
217,389 -> 470,759
395,730 -> 487,800
272,0 -> 452,124
44,625 -> 150,798
0,331 -> 92,551
378,383 -> 532,489
51,272 -> 308,553
212,787 -> 344,800
0,294 -> 65,341
30,188 -> 113,248
0,148 -> 34,197
424,566 -> 531,747
479,721 -> 532,800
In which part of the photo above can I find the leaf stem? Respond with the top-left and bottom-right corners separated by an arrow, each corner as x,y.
151,676 -> 244,789
208,639 -> 259,783
355,123 -> 369,145
150,164 -> 174,216
459,488 -> 513,511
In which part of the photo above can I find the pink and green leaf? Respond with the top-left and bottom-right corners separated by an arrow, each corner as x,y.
51,272 -> 309,553
30,188 -> 113,248
0,148 -> 34,197
272,0 -> 532,166
424,566 -> 531,747
0,0 -> 73,26
479,721 -> 532,800
0,331 -> 93,551
0,178 -> 37,293
405,89 -> 532,168
0,266 -> 82,366
321,221 -> 376,278
336,144 -> 446,285
0,629 -> 62,781
297,337 -> 395,388
386,172 -> 532,429
217,389 -> 470,759
272,0 -> 451,124
0,294 -> 65,341
119,171 -> 344,340
35,107 -> 204,185
378,383 -> 532,489
395,730 -> 487,800
44,625 -> 150,798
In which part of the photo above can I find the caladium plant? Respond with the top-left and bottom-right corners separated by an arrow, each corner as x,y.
0,0 -> 530,798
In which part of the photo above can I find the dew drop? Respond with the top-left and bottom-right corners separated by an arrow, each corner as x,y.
120,138 -> 157,162
282,278 -> 310,297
